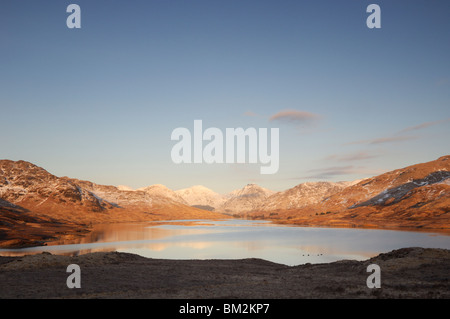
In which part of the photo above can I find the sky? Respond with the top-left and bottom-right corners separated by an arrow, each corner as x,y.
1,0 -> 449,194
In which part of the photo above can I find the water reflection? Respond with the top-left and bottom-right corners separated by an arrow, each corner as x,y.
0,219 -> 449,265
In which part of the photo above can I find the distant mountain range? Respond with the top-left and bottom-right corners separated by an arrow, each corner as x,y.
1,155 -> 449,247
87,180 -> 359,215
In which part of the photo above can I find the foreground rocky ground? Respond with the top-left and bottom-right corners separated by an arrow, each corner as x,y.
0,247 -> 448,299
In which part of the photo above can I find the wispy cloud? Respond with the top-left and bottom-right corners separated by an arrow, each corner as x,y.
398,118 -> 450,133
345,118 -> 449,146
345,135 -> 417,146
269,109 -> 321,127
324,151 -> 377,162
300,165 -> 383,180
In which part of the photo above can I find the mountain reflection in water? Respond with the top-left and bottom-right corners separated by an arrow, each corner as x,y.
0,219 -> 449,266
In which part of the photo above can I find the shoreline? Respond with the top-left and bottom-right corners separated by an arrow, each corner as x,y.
0,247 -> 449,299
266,218 -> 450,235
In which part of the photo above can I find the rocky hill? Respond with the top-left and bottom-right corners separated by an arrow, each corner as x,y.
254,181 -> 359,212
246,156 -> 450,231
0,160 -> 116,220
0,160 -> 228,247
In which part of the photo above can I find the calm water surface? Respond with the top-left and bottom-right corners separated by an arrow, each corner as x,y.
1,219 -> 449,265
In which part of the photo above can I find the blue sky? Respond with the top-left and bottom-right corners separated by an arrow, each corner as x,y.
1,0 -> 449,193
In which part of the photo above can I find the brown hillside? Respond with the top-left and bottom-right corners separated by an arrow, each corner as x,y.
247,156 -> 450,231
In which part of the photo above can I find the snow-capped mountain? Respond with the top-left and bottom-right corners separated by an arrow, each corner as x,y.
217,184 -> 275,214
138,184 -> 188,205
173,182 -> 361,214
117,185 -> 134,191
175,185 -> 225,210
